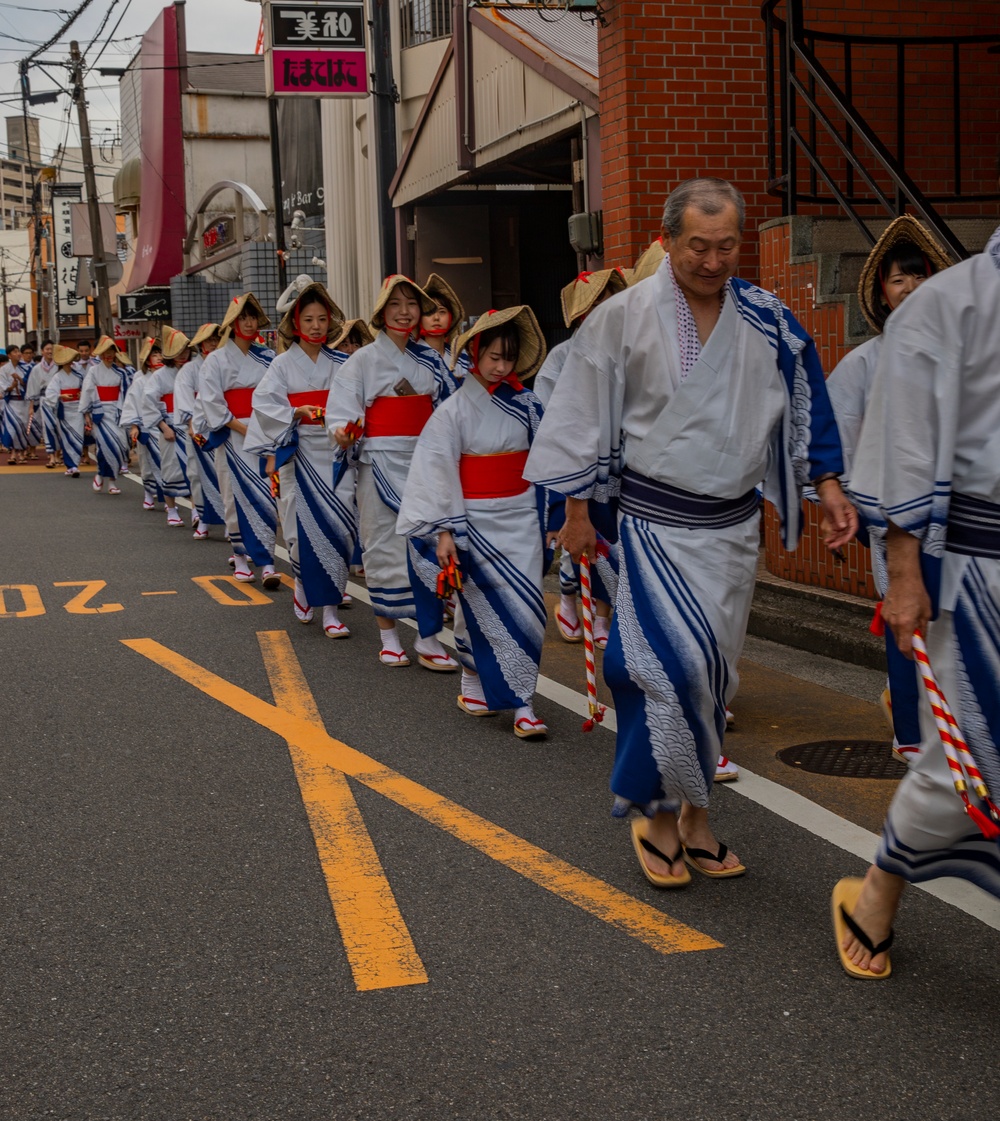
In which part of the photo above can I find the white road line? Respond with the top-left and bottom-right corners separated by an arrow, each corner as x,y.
129,472 -> 1000,932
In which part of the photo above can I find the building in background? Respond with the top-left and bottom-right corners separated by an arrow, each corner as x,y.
1,117 -> 42,231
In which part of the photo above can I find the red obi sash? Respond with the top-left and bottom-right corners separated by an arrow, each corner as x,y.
224,387 -> 255,419
289,390 -> 328,425
96,385 -> 120,402
459,450 -> 531,500
161,394 -> 175,413
59,388 -> 82,402
364,394 -> 433,439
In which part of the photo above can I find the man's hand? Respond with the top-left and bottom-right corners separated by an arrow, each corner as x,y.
883,522 -> 930,659
558,496 -> 597,562
816,478 -> 858,551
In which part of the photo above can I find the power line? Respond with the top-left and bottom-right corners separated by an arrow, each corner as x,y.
88,0 -> 134,71
21,0 -> 97,66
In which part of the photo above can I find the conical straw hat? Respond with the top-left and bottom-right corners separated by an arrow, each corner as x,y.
451,305 -> 547,378
219,292 -> 270,343
138,336 -> 160,369
276,281 -> 345,353
560,268 -> 628,328
421,273 -> 465,344
629,237 -> 666,285
331,318 -> 375,351
189,323 -> 221,349
93,335 -> 119,357
857,215 -> 953,333
160,326 -> 191,361
53,344 -> 79,367
369,274 -> 436,330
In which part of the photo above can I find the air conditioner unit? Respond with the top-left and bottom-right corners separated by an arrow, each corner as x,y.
568,211 -> 602,256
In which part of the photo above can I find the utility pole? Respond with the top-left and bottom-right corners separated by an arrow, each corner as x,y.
1,255 -> 8,351
69,40 -> 113,336
18,60 -> 46,341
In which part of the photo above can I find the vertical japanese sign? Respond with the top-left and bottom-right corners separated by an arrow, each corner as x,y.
51,184 -> 88,317
265,2 -> 368,97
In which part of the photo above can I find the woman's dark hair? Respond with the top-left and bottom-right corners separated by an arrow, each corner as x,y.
347,327 -> 365,348
878,241 -> 935,285
297,291 -> 333,318
392,281 -> 421,303
474,321 -> 520,363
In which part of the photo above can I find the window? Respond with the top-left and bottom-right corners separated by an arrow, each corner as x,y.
400,0 -> 451,48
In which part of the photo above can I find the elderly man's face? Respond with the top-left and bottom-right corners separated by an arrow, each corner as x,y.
664,203 -> 742,301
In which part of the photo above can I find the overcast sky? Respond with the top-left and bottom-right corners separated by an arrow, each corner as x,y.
0,0 -> 261,160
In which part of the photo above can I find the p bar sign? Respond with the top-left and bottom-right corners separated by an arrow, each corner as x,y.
265,1 -> 368,97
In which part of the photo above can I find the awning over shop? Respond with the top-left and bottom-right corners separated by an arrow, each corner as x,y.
391,8 -> 598,208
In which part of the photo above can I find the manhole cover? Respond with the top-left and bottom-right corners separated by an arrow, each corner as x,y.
777,740 -> 906,779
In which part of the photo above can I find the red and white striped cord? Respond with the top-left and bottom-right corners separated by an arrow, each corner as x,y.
911,630 -> 1000,838
579,554 -> 606,732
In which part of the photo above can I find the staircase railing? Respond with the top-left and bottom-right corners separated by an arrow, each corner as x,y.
762,0 -> 1000,259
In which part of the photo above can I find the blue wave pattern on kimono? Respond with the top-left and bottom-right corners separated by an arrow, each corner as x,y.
295,451 -> 355,606
1,399 -> 30,450
59,407 -> 84,469
226,442 -> 277,564
191,440 -> 226,525
607,517 -> 730,814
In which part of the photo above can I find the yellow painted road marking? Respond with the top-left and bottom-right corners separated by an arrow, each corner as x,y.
258,631 -> 427,991
53,580 -> 124,614
141,591 -> 178,597
0,464 -> 98,474
191,575 -> 274,606
123,637 -> 722,964
0,584 -> 45,618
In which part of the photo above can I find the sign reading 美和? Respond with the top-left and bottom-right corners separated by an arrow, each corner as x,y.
264,1 -> 368,97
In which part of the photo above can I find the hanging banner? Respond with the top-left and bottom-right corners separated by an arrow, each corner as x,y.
264,1 -> 368,97
51,184 -> 88,317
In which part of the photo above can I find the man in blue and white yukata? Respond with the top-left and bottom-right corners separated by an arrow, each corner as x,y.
832,218 -> 1000,979
525,178 -> 856,887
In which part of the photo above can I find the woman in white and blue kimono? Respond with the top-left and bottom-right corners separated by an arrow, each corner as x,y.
121,336 -> 165,510
827,216 -> 951,769
198,293 -> 279,586
26,340 -> 62,468
534,269 -> 626,649
80,335 -> 131,494
398,306 -> 559,739
184,323 -> 226,540
245,282 -> 355,636
42,344 -> 86,477
141,327 -> 193,528
0,344 -> 30,463
416,273 -> 471,394
327,275 -> 458,670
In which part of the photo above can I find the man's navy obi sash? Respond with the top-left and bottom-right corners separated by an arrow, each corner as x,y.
618,466 -> 760,530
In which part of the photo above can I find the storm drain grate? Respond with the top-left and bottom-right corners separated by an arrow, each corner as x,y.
777,740 -> 906,779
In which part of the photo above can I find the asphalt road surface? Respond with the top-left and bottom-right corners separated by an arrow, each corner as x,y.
3,464 -> 999,1121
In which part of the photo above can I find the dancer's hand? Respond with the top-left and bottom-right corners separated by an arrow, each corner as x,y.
817,479 -> 858,551
883,523 -> 930,659
436,530 -> 458,568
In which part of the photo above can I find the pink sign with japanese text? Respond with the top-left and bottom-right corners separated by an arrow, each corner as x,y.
270,48 -> 368,96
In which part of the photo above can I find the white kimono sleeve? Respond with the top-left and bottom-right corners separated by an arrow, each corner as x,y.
198,349 -> 234,432
396,402 -> 467,545
140,370 -> 169,431
79,369 -> 99,414
249,356 -> 296,450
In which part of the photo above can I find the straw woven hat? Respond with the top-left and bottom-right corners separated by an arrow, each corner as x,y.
138,336 -> 160,370
161,326 -> 191,361
421,273 -> 465,344
190,322 -> 221,349
858,215 -> 952,333
93,335 -> 118,357
452,306 -> 547,378
276,281 -> 345,353
331,317 -> 375,351
53,344 -> 79,367
219,292 -> 270,343
560,269 -> 628,328
629,237 -> 666,285
369,275 -> 436,330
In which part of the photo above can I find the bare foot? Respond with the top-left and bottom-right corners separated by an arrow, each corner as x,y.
637,812 -> 687,881
679,804 -> 743,872
841,867 -> 904,975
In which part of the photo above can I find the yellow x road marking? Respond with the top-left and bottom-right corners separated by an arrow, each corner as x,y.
123,632 -> 722,991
